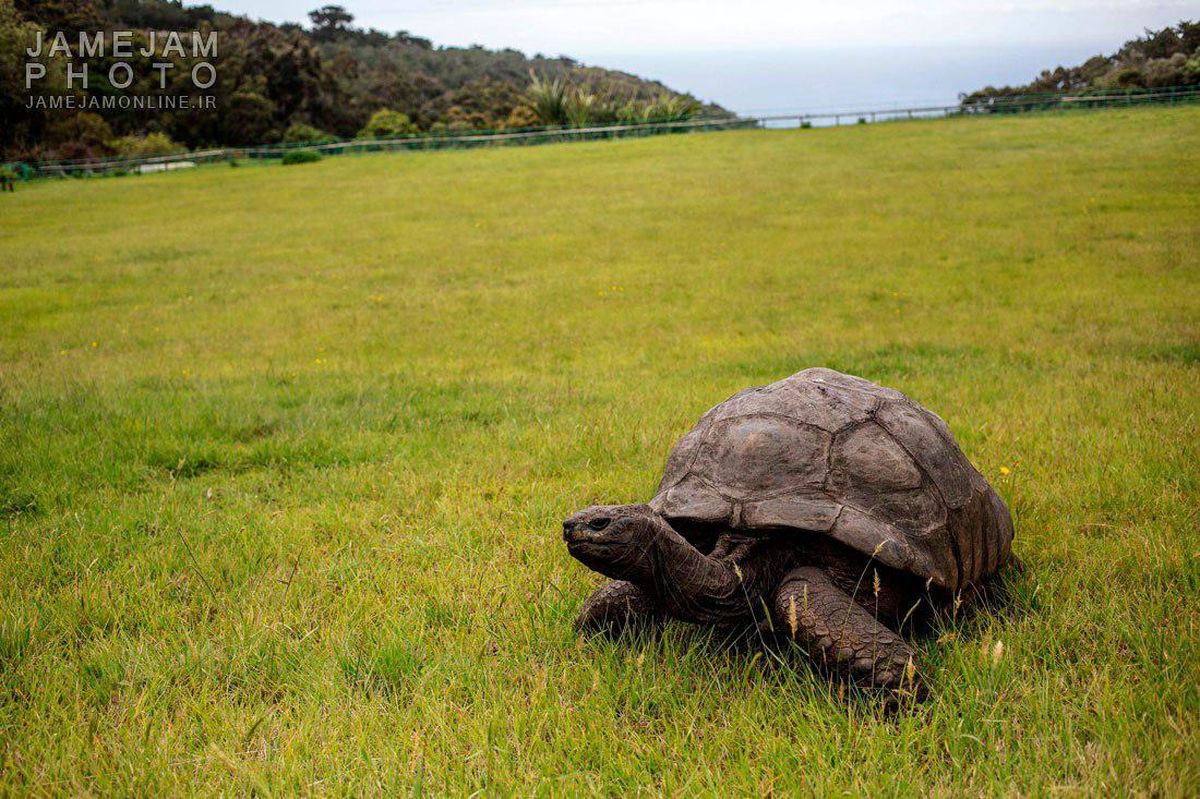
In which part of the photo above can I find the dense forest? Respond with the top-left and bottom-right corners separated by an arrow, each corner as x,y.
962,21 -> 1200,106
0,0 -> 721,161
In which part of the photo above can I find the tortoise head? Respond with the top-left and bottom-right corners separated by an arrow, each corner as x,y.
563,504 -> 664,583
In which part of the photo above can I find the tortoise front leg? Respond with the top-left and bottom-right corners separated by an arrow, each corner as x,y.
575,580 -> 663,637
773,566 -> 926,698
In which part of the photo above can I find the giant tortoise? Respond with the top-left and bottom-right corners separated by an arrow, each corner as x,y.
563,368 -> 1016,696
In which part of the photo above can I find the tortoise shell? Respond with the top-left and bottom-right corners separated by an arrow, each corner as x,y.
648,368 -> 1013,591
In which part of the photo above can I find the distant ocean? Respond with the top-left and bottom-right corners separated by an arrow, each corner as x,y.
579,42 -> 1112,118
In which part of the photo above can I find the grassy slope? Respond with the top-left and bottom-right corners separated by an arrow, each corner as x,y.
1,107 -> 1198,795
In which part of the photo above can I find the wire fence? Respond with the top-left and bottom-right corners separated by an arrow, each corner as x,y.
11,116 -> 754,178
7,84 -> 1199,179
760,84 -> 1200,128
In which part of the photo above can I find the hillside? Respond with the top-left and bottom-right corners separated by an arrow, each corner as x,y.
1,0 -> 721,160
963,20 -> 1199,106
2,107 -> 1198,793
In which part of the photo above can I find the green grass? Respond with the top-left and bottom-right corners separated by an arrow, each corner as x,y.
1,107 -> 1198,795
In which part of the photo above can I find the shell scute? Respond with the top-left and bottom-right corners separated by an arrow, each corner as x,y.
741,494 -> 842,532
650,475 -> 731,523
656,425 -> 706,495
794,367 -> 906,402
873,399 -> 975,509
829,422 -> 922,492
650,369 -> 1011,589
765,378 -> 879,431
698,414 -> 830,500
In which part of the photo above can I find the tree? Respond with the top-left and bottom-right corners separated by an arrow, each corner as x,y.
420,78 -> 526,130
961,19 -> 1200,109
225,90 -> 279,145
2,0 -> 724,159
43,112 -> 114,159
13,0 -> 103,34
0,1 -> 60,156
308,5 -> 353,42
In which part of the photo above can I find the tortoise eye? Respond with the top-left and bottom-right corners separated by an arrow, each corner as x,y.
587,517 -> 611,531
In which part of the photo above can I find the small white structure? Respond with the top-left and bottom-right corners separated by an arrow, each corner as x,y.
136,160 -> 196,174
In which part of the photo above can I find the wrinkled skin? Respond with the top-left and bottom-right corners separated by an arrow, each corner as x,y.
564,503 -> 940,698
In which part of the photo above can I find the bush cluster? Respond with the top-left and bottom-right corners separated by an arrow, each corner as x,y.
1,1 -> 721,161
525,72 -> 701,127
963,21 -> 1200,107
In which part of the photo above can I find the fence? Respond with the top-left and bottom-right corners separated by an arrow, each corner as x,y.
961,84 -> 1200,114
13,116 -> 753,178
9,84 -> 1200,178
759,84 -> 1200,128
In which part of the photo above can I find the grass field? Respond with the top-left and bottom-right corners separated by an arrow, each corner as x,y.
2,107 -> 1198,795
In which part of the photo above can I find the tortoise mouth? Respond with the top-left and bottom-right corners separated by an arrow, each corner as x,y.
564,525 -> 624,570
563,527 -> 619,558
563,525 -> 608,544
565,537 -> 629,580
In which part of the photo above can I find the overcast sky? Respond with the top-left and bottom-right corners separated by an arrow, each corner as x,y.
225,1 -> 1197,54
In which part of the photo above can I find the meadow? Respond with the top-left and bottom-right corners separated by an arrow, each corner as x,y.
1,107 -> 1198,795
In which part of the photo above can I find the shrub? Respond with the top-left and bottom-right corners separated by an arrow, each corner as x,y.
565,89 -> 597,126
503,105 -> 540,129
281,149 -> 322,165
529,75 -> 696,128
587,95 -> 621,125
1185,56 -> 1200,82
527,72 -> 569,125
1109,67 -> 1144,88
356,109 -> 418,139
643,94 -> 699,123
441,106 -> 489,131
282,123 -> 336,145
616,100 -> 650,124
111,133 -> 186,157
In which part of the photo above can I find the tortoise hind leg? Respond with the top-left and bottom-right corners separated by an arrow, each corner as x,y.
575,580 -> 664,637
773,566 -> 926,699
